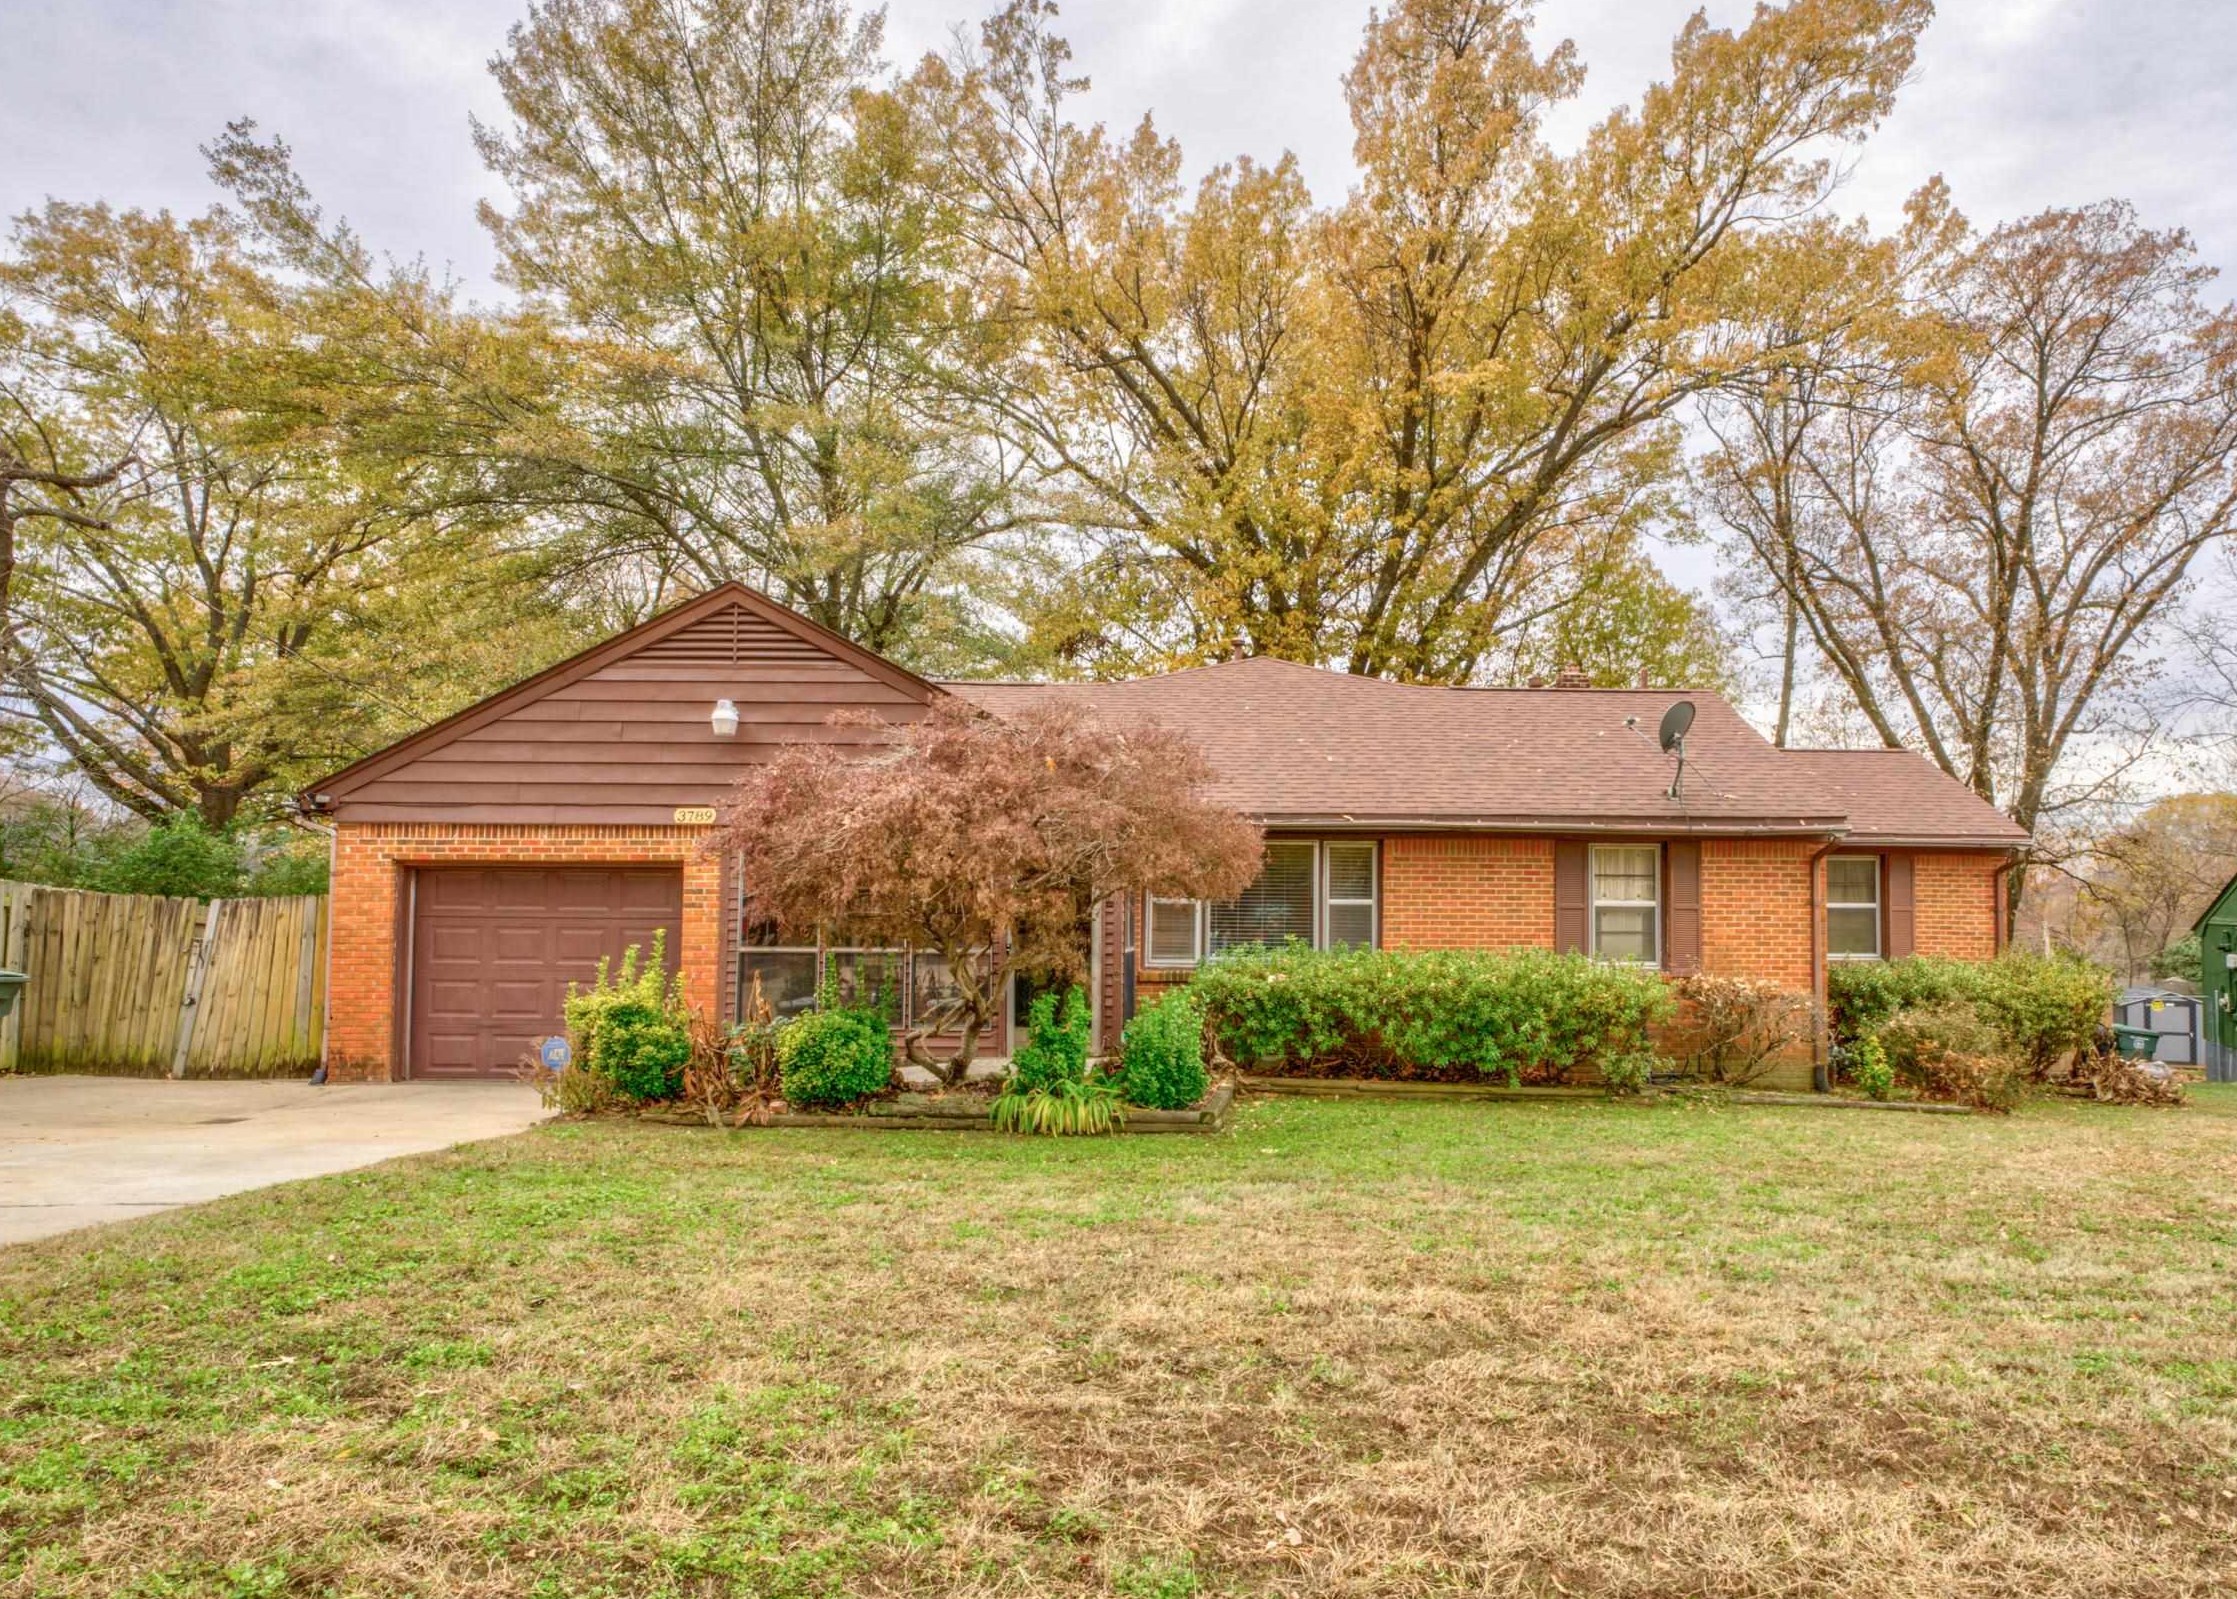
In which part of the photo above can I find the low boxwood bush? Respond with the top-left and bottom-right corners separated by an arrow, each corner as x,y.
1119,991 -> 1209,1109
563,933 -> 691,1103
778,985 -> 894,1108
1188,944 -> 1674,1084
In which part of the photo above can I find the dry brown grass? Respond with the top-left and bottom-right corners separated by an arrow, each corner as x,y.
4,1088 -> 2235,1596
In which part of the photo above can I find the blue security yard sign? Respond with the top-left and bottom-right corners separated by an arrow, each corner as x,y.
538,1036 -> 573,1073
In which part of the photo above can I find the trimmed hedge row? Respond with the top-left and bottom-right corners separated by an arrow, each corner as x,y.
1828,952 -> 2112,1079
1187,944 -> 1674,1084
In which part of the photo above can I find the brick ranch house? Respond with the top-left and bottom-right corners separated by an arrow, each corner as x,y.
304,583 -> 2027,1083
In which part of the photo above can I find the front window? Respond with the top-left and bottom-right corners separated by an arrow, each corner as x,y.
738,916 -> 819,1020
1591,845 -> 1660,965
1208,840 -> 1318,955
1152,839 -> 1380,966
1827,856 -> 1881,959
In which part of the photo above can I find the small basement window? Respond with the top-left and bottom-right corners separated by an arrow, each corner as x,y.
1591,845 -> 1660,965
1827,856 -> 1881,959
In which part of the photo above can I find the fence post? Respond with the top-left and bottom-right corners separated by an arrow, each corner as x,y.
170,899 -> 224,1080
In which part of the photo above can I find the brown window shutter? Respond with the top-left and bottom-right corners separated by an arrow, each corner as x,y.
1554,840 -> 1589,953
1665,839 -> 1702,973
1883,851 -> 1915,959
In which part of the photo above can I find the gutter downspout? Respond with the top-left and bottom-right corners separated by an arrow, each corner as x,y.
1807,838 -> 1840,1092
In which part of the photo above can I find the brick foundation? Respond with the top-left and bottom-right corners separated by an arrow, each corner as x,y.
326,822 -> 724,1082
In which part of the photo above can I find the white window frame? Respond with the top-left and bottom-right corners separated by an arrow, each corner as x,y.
1149,839 -> 1382,966
1321,840 -> 1379,949
1826,854 -> 1882,962
1144,897 -> 1207,969
1589,843 -> 1662,967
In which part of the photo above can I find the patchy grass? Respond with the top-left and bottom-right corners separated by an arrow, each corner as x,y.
4,1089 -> 2236,1597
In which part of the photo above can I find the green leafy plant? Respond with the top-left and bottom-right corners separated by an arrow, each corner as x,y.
84,814 -> 244,898
1971,952 -> 2113,1080
1597,1050 -> 1659,1096
562,931 -> 692,1103
1008,985 -> 1092,1095
1119,990 -> 1209,1109
1847,1033 -> 1894,1101
776,976 -> 894,1108
1187,945 -> 1674,1085
1826,955 -> 1982,1043
2149,932 -> 2201,986
990,1074 -> 1124,1136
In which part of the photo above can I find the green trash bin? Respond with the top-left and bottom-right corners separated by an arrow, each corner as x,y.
0,970 -> 24,1022
2109,1023 -> 2162,1061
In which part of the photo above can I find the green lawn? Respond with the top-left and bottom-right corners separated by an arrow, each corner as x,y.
5,1089 -> 2236,1598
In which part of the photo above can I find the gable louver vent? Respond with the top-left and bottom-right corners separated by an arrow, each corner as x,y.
633,603 -> 832,667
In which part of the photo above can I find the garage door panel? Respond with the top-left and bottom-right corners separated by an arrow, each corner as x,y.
409,867 -> 683,1078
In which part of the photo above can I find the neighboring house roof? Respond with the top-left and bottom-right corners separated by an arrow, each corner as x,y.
945,656 -> 1861,836
2194,867 -> 2237,934
1778,749 -> 2030,849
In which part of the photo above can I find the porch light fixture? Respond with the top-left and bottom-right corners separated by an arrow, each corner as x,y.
710,698 -> 740,737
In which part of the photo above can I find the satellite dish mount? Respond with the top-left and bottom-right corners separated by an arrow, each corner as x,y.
1658,701 -> 1696,802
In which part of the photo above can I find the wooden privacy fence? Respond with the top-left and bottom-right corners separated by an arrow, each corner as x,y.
0,881 -> 327,1077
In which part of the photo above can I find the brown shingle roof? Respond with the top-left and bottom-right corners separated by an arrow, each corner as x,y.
944,658 -> 2027,846
1778,749 -> 2030,848
944,657 -> 1850,835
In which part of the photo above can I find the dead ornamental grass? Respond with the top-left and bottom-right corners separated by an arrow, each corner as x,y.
3,1090 -> 2235,1597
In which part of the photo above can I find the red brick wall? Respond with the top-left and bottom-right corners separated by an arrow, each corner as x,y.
1700,838 -> 1819,991
1382,834 -> 1555,950
1913,851 -> 2004,959
326,822 -> 724,1081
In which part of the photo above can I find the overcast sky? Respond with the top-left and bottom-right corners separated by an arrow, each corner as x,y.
6,0 -> 2235,715
7,0 -> 2233,296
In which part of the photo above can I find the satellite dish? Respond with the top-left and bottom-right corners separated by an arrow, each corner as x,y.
1657,701 -> 1696,753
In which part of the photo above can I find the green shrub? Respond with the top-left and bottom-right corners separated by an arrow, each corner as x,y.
563,932 -> 691,1103
1847,1033 -> 1894,1101
1119,991 -> 1209,1109
1826,955 -> 1981,1042
1597,1051 -> 1659,1096
775,975 -> 893,1108
2150,932 -> 2201,986
1008,985 -> 1091,1095
86,815 -> 244,898
1187,944 -> 1674,1085
1972,951 -> 2113,1079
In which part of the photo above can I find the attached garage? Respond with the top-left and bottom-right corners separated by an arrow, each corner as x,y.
406,866 -> 683,1078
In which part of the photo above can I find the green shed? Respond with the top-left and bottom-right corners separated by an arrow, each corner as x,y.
2196,871 -> 2237,1081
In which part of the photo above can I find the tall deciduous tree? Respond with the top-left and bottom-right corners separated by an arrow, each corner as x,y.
1701,192 -> 2237,910
0,135 -> 561,827
476,0 -> 1024,667
710,697 -> 1262,1080
910,0 -> 1925,681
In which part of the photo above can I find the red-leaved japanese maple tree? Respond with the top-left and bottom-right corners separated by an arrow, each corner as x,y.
707,697 -> 1263,1083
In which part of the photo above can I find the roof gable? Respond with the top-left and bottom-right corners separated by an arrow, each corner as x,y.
306,584 -> 941,818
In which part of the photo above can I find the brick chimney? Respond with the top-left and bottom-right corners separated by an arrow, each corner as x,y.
1553,664 -> 1592,689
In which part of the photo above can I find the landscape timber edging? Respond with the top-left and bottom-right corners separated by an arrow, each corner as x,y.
1239,1075 -> 1977,1114
633,1079 -> 1235,1134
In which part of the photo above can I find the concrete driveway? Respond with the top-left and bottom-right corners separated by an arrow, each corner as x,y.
0,1076 -> 551,1246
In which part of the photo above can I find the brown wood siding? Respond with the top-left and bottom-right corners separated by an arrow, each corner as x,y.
1665,839 -> 1702,973
1884,851 -> 1916,959
332,602 -> 931,824
1553,840 -> 1589,954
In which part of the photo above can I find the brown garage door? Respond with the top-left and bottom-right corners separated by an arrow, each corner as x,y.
407,866 -> 684,1079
